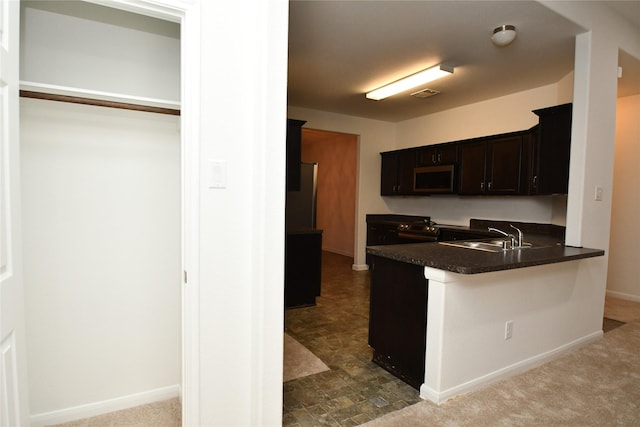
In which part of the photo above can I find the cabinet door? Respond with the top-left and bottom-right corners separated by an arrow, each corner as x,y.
396,150 -> 417,194
531,103 -> 572,194
526,130 -> 540,194
368,256 -> 428,389
380,150 -> 416,195
380,152 -> 399,195
285,232 -> 322,308
416,147 -> 438,166
458,141 -> 486,194
286,119 -> 306,191
437,144 -> 458,164
486,135 -> 523,194
416,144 -> 457,166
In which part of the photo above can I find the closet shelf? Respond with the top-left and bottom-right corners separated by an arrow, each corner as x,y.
19,81 -> 181,116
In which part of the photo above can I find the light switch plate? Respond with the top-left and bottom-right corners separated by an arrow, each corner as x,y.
209,160 -> 227,189
594,186 -> 603,202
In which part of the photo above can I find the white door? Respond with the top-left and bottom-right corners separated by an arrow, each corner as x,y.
0,0 -> 30,425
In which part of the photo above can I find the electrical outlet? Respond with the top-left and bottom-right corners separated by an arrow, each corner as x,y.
505,320 -> 513,340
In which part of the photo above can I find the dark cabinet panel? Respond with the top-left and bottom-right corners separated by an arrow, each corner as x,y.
486,135 -> 524,194
458,141 -> 486,194
368,255 -> 428,389
285,231 -> 322,308
286,119 -> 306,191
380,150 -> 417,195
416,143 -> 457,166
529,103 -> 572,194
458,135 -> 524,195
380,152 -> 398,195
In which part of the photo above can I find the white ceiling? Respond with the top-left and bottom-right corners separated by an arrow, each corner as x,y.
288,1 -> 640,123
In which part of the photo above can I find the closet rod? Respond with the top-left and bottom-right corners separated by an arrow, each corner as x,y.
20,90 -> 181,116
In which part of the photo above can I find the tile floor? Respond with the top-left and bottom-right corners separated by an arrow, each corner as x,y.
283,251 -> 422,426
283,251 -> 639,426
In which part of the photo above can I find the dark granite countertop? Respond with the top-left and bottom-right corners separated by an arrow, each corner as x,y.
366,238 -> 605,274
366,214 -> 431,225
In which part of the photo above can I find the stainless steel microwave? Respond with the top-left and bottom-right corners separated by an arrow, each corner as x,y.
413,164 -> 456,193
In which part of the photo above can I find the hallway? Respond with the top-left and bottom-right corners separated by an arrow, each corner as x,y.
283,252 -> 422,426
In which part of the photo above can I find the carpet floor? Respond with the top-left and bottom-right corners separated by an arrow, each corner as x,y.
284,332 -> 330,382
363,319 -> 640,426
49,398 -> 180,427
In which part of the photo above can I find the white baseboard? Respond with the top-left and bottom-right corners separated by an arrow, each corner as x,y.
30,384 -> 180,427
352,264 -> 369,271
420,331 -> 602,404
606,289 -> 640,302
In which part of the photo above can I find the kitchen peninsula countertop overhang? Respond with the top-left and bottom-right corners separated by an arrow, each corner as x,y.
366,239 -> 605,274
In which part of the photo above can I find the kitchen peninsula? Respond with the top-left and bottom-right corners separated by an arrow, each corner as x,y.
366,221 -> 604,404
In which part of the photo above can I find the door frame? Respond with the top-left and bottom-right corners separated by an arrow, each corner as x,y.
86,0 -> 201,424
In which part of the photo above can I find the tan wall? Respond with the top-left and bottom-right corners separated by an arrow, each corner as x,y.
607,93 -> 640,300
302,128 -> 357,257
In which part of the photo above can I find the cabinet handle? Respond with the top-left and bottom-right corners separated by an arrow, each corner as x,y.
437,153 -> 442,163
431,154 -> 436,164
532,175 -> 537,190
480,182 -> 484,191
488,182 -> 493,191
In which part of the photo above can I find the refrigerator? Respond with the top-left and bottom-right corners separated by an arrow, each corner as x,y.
285,162 -> 318,229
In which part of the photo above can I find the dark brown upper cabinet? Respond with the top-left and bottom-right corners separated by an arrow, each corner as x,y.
528,103 -> 572,195
458,140 -> 486,195
378,103 -> 572,197
286,118 -> 306,191
458,134 -> 525,195
486,135 -> 525,194
380,150 -> 417,195
416,143 -> 457,166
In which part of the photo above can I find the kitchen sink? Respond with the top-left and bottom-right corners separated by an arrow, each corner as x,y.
439,240 -> 534,252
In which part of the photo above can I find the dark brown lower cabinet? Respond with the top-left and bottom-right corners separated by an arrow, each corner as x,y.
368,255 -> 428,389
285,230 -> 322,308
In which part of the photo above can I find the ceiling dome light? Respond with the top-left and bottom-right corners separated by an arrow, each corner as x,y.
491,25 -> 517,47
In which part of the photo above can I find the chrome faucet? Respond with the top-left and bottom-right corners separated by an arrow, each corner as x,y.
488,227 -> 515,248
488,224 -> 524,248
510,224 -> 523,247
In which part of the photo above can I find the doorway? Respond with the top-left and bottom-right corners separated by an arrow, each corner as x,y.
606,49 -> 640,301
18,1 -> 199,425
301,128 -> 358,260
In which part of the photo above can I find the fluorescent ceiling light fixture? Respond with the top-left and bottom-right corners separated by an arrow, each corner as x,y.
366,64 -> 454,101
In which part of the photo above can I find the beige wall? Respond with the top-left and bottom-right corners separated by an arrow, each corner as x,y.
607,93 -> 640,300
302,129 -> 357,257
21,99 -> 181,415
395,83 -> 565,148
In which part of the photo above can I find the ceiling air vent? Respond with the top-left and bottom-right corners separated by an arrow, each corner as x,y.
411,88 -> 440,99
